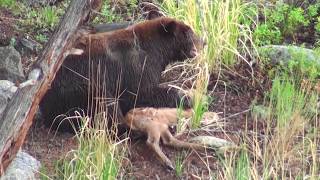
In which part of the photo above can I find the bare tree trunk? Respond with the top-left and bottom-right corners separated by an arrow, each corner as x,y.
0,0 -> 102,175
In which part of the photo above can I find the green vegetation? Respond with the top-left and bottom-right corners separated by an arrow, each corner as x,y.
0,1 -> 67,44
218,59 -> 319,178
174,152 -> 185,177
35,34 -> 48,43
162,0 -> 244,68
94,0 -> 122,23
252,2 -> 320,46
53,116 -> 127,180
23,5 -> 62,31
161,0 -> 250,128
0,0 -> 15,8
94,0 -> 139,23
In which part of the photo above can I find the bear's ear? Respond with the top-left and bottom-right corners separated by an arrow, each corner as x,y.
163,20 -> 177,34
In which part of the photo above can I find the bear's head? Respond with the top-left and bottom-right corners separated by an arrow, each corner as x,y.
159,17 -> 205,62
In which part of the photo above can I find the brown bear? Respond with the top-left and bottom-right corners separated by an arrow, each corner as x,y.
39,17 -> 203,131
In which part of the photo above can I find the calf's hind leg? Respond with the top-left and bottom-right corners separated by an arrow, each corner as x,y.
161,129 -> 205,151
146,125 -> 174,170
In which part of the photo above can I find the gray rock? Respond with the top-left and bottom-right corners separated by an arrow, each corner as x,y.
0,80 -> 17,116
190,136 -> 235,148
1,150 -> 41,180
24,0 -> 59,6
0,95 -> 8,116
0,80 -> 17,99
258,45 -> 320,66
15,37 -> 41,55
0,46 -> 25,82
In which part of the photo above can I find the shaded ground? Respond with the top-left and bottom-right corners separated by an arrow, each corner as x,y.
0,8 -> 17,46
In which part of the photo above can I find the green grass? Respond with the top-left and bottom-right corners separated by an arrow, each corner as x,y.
0,0 -> 15,8
218,73 -> 319,179
175,152 -> 185,177
234,150 -> 250,180
1,1 -> 66,43
217,53 -> 319,179
94,0 -> 139,23
162,0 -> 244,68
219,147 -> 250,180
161,0 -> 252,128
261,78 -> 317,179
40,6 -> 59,29
53,115 -> 127,180
35,34 -> 48,43
94,0 -> 122,23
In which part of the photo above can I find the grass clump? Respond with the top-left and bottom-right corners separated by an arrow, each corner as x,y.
260,77 -> 318,179
94,0 -> 122,23
218,75 -> 319,179
40,6 -> 59,29
174,152 -> 185,177
1,1 -> 67,43
161,0 -> 251,128
94,0 -> 139,23
53,115 -> 127,180
162,0 -> 244,68
23,5 -> 61,31
217,52 -> 319,178
0,0 -> 15,8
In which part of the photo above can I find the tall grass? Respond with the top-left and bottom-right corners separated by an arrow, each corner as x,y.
191,63 -> 210,128
53,114 -> 127,180
53,58 -> 128,179
261,76 -> 318,179
217,74 -> 319,179
216,58 -> 319,179
161,0 -> 250,128
162,0 -> 243,68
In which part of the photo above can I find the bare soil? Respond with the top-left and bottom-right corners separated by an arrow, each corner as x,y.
0,8 -> 17,46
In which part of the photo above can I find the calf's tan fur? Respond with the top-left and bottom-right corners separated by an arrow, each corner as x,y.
124,107 -> 206,170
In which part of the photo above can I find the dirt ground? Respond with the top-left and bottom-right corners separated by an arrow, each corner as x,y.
1,5 -> 269,180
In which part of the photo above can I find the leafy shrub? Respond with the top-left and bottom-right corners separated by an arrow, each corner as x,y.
254,24 -> 282,46
315,17 -> 320,33
251,2 -> 320,46
0,0 -> 15,8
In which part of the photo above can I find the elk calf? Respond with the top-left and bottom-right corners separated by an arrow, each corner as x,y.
124,107 -> 206,170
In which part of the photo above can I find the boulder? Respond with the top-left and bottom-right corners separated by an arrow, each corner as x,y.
23,0 -> 60,6
0,46 -> 25,82
258,45 -> 320,66
15,37 -> 41,55
1,150 -> 41,180
0,80 -> 17,116
190,136 -> 235,148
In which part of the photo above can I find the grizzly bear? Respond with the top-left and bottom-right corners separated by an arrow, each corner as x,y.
39,17 -> 203,131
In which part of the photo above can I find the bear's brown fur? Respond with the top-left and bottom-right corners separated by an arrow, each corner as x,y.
40,17 -> 204,132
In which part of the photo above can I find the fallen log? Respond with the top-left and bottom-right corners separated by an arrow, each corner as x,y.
0,0 -> 102,175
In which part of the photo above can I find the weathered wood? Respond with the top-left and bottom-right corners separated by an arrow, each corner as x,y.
0,0 -> 102,175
